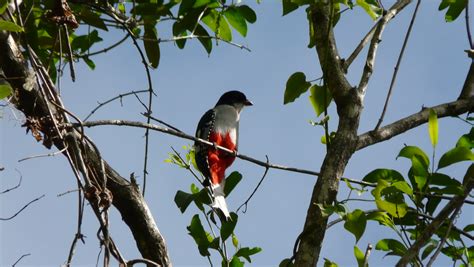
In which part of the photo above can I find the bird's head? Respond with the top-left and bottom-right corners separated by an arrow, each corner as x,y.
215,90 -> 253,112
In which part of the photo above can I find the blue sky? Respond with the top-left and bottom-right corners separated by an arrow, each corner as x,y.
1,1 -> 473,266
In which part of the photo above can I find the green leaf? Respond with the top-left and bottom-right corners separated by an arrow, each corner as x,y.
362,168 -> 405,184
79,8 -> 108,31
0,19 -> 24,32
187,214 -> 211,256
344,209 -> 367,243
428,109 -> 438,147
224,171 -> 242,196
0,83 -> 13,100
220,212 -> 238,241
217,14 -> 232,41
282,0 -> 299,16
366,211 -> 395,229
0,0 -> 8,15
174,190 -> 194,213
392,181 -> 413,197
463,224 -> 474,232
426,197 -> 442,215
238,5 -> 257,23
232,233 -> 239,248
411,154 -> 429,178
235,247 -> 262,263
356,0 -> 382,20
283,72 -> 311,104
193,0 -> 212,8
224,7 -> 247,37
456,128 -> 474,149
229,256 -> 245,267
82,56 -> 96,70
308,84 -> 332,116
372,180 -> 408,218
143,24 -> 160,68
429,173 -> 461,187
323,258 -> 338,267
279,259 -> 294,267
375,239 -> 407,257
422,241 -> 439,259
354,245 -> 365,267
439,0 -> 467,22
397,146 -> 430,169
202,10 -> 232,41
195,24 -> 213,54
438,146 -> 474,169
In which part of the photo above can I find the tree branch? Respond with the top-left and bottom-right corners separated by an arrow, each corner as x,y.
374,0 -> 421,130
357,0 -> 412,96
357,98 -> 474,150
66,119 -> 375,187
396,164 -> 474,266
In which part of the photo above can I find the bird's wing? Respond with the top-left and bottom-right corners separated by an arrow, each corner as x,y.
194,109 -> 216,181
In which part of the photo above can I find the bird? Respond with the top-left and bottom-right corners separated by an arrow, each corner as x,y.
194,90 -> 253,220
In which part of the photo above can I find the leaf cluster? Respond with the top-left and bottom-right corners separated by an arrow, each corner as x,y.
167,147 -> 262,266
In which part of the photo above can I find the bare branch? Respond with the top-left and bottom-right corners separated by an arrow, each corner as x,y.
0,194 -> 45,220
357,0 -> 412,95
363,243 -> 373,267
83,90 -> 149,122
236,155 -> 270,213
1,169 -> 22,194
343,24 -> 377,72
18,146 -> 68,162
67,119 -> 374,187
465,0 -> 473,50
426,205 -> 462,266
12,253 -> 31,267
357,98 -> 474,150
396,164 -> 474,266
374,0 -> 421,130
458,56 -> 474,100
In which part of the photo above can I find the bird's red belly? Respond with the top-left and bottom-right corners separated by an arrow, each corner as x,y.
208,132 -> 236,185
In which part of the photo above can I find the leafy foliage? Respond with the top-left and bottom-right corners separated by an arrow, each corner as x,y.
1,0 -> 257,82
0,83 -> 13,100
439,0 -> 467,22
167,147 -> 261,265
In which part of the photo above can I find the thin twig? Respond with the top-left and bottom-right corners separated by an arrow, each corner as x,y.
236,155 -> 270,213
158,34 -> 251,52
363,243 -> 373,267
1,169 -> 22,194
18,146 -> 68,162
466,0 -> 473,50
11,253 -> 31,267
80,33 -> 130,57
427,205 -> 462,266
343,23 -> 378,72
374,0 -> 421,130
0,194 -> 45,220
357,0 -> 412,95
83,89 -> 148,122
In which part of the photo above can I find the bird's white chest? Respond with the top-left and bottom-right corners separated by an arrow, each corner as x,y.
213,105 -> 240,144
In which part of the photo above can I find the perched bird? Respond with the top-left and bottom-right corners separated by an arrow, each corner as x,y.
194,91 -> 253,219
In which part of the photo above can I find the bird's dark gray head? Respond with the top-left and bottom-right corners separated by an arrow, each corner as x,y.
215,90 -> 253,108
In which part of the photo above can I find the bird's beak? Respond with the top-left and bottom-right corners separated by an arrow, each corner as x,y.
244,99 -> 253,106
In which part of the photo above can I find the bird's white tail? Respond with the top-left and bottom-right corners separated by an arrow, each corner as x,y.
211,182 -> 230,219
